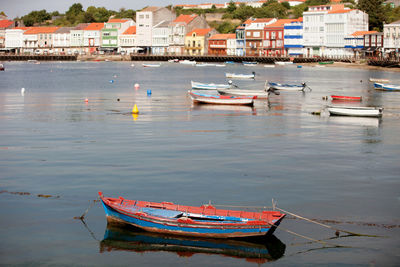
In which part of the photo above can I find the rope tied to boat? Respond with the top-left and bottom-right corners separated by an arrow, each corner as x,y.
74,197 -> 100,220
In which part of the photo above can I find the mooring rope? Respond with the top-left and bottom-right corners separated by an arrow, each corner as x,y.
74,198 -> 100,220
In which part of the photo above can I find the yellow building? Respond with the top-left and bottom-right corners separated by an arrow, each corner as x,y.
184,28 -> 216,56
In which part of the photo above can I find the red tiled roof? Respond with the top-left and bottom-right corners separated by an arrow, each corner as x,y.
244,18 -> 274,25
186,28 -> 213,37
14,27 -> 30,30
108,19 -> 129,23
209,33 -> 236,40
0,20 -> 13,28
173,14 -> 197,24
84,23 -> 104,31
266,19 -> 298,28
351,30 -> 377,36
328,9 -> 353,14
23,27 -> 59,34
123,26 -> 136,35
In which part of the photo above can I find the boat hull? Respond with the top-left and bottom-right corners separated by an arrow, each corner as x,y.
327,106 -> 383,117
268,82 -> 305,91
331,95 -> 362,101
190,92 -> 254,106
226,73 -> 255,79
218,89 -> 269,98
191,81 -> 231,90
374,82 -> 400,91
100,193 -> 285,239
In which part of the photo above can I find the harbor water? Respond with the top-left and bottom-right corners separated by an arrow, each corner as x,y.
0,61 -> 399,266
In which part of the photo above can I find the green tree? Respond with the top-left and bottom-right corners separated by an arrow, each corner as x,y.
226,1 -> 236,13
22,10 -> 51,26
357,0 -> 387,31
255,3 -> 287,18
66,3 -> 84,24
232,3 -> 255,21
292,3 -> 307,18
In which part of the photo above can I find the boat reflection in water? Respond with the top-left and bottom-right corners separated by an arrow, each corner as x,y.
100,224 -> 286,264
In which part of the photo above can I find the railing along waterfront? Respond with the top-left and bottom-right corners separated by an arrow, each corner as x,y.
0,54 -> 77,61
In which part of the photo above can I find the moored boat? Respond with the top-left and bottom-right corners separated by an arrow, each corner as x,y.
99,192 -> 285,238
179,60 -> 196,65
191,81 -> 231,90
275,61 -> 293,65
373,82 -> 400,91
331,95 -> 362,101
327,106 -> 383,117
226,72 -> 256,79
143,63 -> 161,67
189,91 -> 255,106
243,61 -> 257,66
217,88 -> 269,99
268,81 -> 308,91
369,78 -> 389,83
319,61 -> 334,65
0,63 -> 4,71
264,64 -> 275,68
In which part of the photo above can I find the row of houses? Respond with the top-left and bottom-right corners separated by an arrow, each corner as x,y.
1,4 -> 399,58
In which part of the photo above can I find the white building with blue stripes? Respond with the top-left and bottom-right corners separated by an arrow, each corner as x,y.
284,20 -> 304,56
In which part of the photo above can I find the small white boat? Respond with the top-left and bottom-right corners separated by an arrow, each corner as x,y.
275,61 -> 293,65
264,65 -> 275,68
226,72 -> 255,79
189,91 -> 254,106
196,63 -> 215,67
215,64 -> 226,67
243,61 -> 257,66
369,78 -> 389,83
143,63 -> 161,67
168,59 -> 179,63
191,81 -> 231,90
373,82 -> 400,91
217,88 -> 269,99
268,81 -> 308,91
179,60 -> 196,65
327,106 -> 383,118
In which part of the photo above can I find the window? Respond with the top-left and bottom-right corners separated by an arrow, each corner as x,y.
320,27 -> 324,32
278,32 -> 282,39
265,32 -> 269,39
271,32 -> 276,39
193,40 -> 195,47
253,31 -> 260,37
146,14 -> 149,19
246,31 -> 250,36
139,15 -> 144,19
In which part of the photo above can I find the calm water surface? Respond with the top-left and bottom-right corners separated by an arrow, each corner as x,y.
0,61 -> 399,266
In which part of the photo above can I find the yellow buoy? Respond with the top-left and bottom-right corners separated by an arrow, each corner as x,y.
132,104 -> 139,114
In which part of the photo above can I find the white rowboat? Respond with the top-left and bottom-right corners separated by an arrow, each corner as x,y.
191,81 -> 231,90
369,78 -> 389,83
189,91 -> 254,106
225,72 -> 255,79
327,106 -> 383,117
373,82 -> 400,91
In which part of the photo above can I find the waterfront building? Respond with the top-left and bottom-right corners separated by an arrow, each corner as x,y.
279,0 -> 306,7
5,27 -> 28,53
208,33 -> 236,55
303,4 -> 368,57
227,33 -> 237,56
383,20 -> 400,59
136,6 -> 175,54
119,26 -> 137,54
22,27 -> 59,54
70,23 -> 89,54
244,18 -> 276,56
83,23 -> 104,54
53,27 -> 73,55
101,19 -> 135,53
344,31 -> 376,58
185,28 -> 217,55
152,21 -> 170,55
324,9 -> 368,57
235,24 -> 246,56
283,19 -> 304,56
263,19 -> 298,56
0,19 -> 15,49
364,32 -> 384,58
168,14 -> 209,55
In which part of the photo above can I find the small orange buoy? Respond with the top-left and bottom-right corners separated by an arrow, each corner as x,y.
132,104 -> 139,114
85,98 -> 89,102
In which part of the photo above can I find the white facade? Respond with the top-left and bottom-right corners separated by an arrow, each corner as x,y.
284,21 -> 304,56
83,29 -> 101,47
227,37 -> 237,56
152,21 -> 170,55
5,29 -> 25,50
303,10 -> 327,56
137,10 -> 155,47
383,20 -> 400,52
119,34 -> 137,54
22,33 -> 38,53
70,30 -> 85,48
324,10 -> 368,56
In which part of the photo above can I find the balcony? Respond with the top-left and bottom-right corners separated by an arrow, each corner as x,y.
209,44 -> 226,48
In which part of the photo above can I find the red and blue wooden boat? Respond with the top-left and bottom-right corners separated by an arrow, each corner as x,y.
99,192 -> 285,239
331,95 -> 362,101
